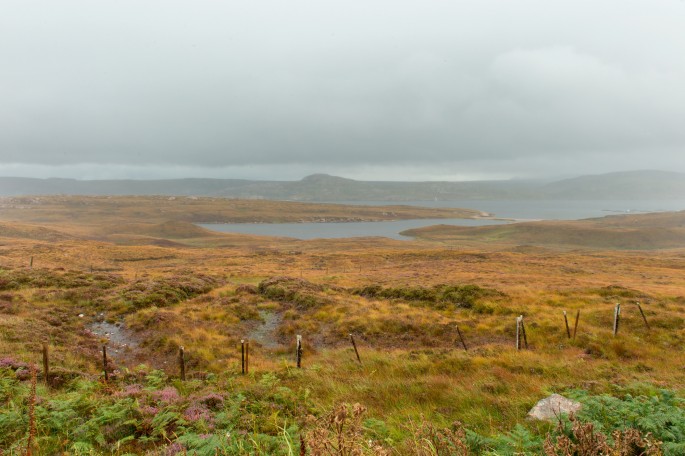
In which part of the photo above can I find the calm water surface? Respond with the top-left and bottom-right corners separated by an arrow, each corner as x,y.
200,199 -> 684,240
328,199 -> 685,221
200,218 -> 509,240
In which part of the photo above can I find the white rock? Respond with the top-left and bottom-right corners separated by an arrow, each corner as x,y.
527,394 -> 582,421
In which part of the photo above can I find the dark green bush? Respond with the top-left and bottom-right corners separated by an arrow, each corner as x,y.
0,268 -> 123,292
352,283 -> 504,309
120,274 -> 220,309
258,277 -> 330,309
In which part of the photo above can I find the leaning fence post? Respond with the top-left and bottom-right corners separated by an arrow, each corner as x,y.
349,334 -> 361,364
456,324 -> 468,351
573,310 -> 580,340
520,315 -> 529,349
103,345 -> 108,382
563,311 -> 571,339
30,256 -> 34,269
179,346 -> 186,381
42,344 -> 49,386
636,301 -> 650,330
613,303 -> 621,336
296,335 -> 302,368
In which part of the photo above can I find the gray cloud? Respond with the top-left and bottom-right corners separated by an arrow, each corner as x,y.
1,0 -> 684,179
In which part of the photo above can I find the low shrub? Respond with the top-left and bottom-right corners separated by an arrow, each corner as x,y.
258,277 -> 331,309
120,274 -> 220,309
0,268 -> 123,291
352,283 -> 504,309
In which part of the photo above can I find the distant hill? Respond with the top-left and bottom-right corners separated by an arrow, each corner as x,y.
0,174 -> 538,200
401,210 -> 685,250
0,221 -> 73,241
542,170 -> 685,200
1,170 -> 683,200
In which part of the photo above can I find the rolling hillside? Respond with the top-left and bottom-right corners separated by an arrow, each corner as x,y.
402,210 -> 685,250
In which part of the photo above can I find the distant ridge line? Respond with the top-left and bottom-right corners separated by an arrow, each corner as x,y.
1,170 -> 684,200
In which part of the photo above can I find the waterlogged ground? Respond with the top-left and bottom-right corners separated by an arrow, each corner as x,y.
249,310 -> 283,350
87,320 -> 140,364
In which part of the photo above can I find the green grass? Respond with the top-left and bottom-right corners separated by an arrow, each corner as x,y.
0,363 -> 677,454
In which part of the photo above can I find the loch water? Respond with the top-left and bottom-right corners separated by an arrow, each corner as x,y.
200,199 -> 684,240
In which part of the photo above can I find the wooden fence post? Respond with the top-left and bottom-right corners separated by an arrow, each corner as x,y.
573,310 -> 580,340
42,344 -> 49,386
30,256 -> 34,269
245,341 -> 249,374
563,311 -> 571,339
613,303 -> 621,336
179,346 -> 186,381
456,324 -> 468,351
27,364 -> 37,456
636,302 -> 650,330
296,335 -> 302,368
520,315 -> 529,349
516,316 -> 521,350
241,340 -> 245,375
102,345 -> 108,382
349,334 -> 361,364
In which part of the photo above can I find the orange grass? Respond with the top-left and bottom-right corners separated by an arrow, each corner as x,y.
1,203 -> 685,437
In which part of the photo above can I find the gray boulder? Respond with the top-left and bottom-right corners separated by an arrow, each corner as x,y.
527,394 -> 582,421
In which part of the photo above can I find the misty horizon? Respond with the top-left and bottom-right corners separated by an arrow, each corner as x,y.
2,1 -> 685,181
0,168 -> 682,184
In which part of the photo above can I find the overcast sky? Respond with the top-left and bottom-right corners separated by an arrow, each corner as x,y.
1,0 -> 684,181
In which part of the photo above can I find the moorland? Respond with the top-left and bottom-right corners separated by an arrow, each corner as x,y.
1,196 -> 684,455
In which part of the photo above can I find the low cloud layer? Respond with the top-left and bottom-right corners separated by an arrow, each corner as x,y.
1,0 -> 684,180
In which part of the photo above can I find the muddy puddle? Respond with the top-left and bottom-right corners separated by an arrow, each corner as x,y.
87,320 -> 140,364
248,311 -> 283,351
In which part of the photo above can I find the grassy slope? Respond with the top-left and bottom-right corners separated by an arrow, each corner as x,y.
1,203 -> 685,453
0,221 -> 74,241
403,211 -> 685,250
0,195 -> 483,225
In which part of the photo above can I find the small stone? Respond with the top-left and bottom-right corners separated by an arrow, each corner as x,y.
78,314 -> 84,318
527,394 -> 582,421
